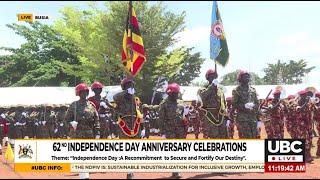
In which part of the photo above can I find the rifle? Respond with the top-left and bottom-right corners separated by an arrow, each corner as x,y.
259,89 -> 273,110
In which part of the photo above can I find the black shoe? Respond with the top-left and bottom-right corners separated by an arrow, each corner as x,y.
172,172 -> 182,179
127,173 -> 134,179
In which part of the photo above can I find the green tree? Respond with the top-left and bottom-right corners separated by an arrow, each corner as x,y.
55,1 -> 204,103
263,59 -> 315,85
220,70 -> 265,86
168,47 -> 205,86
0,21 -> 80,87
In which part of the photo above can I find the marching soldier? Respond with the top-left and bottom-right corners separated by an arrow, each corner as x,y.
15,105 -> 28,139
199,69 -> 227,139
295,90 -> 313,162
25,105 -> 36,139
113,77 -> 143,179
260,97 -> 274,139
189,100 -> 200,139
285,95 -> 297,138
55,104 -> 69,139
313,92 -> 320,156
231,70 -> 261,139
89,82 -> 114,111
98,101 -> 112,139
64,83 -> 100,179
141,104 -> 151,139
225,97 -> 236,139
38,104 -> 55,139
159,83 -> 187,179
6,106 -> 16,147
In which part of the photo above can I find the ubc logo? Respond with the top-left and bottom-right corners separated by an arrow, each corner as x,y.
265,139 -> 305,163
268,140 -> 303,154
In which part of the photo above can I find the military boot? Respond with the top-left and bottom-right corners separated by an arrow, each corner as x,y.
172,172 -> 182,179
127,173 -> 134,179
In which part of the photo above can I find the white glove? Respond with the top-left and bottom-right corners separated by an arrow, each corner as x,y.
140,129 -> 146,138
34,122 -> 39,126
16,122 -> 20,125
127,87 -> 135,95
257,121 -> 262,130
22,112 -> 27,117
245,103 -> 254,110
95,135 -> 100,139
183,106 -> 190,115
161,134 -> 166,139
1,113 -> 6,119
54,129 -> 58,133
60,123 -> 64,127
14,122 -> 17,126
226,120 -> 230,127
213,79 -> 218,86
100,102 -> 108,109
6,123 -> 10,126
70,121 -> 78,129
42,121 -> 46,125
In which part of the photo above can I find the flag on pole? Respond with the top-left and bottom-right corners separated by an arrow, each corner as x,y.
210,1 -> 229,67
121,2 -> 146,76
5,143 -> 14,162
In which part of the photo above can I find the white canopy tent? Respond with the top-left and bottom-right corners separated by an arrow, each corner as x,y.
0,84 -> 319,106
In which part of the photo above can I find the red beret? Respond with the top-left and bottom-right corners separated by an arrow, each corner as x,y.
267,97 -> 273,101
298,90 -> 308,95
273,90 -> 281,95
226,97 -> 232,101
287,95 -> 295,99
315,92 -> 320,96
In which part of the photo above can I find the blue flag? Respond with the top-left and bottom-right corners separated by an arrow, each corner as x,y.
210,1 -> 229,67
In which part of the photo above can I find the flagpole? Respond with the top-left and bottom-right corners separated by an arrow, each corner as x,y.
129,0 -> 134,131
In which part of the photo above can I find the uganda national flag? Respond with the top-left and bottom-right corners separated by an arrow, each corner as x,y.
121,2 -> 146,77
210,1 -> 229,67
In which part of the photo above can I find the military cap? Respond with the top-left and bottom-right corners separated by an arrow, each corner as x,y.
298,90 -> 308,95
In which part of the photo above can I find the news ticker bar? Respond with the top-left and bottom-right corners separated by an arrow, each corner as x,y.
14,163 -> 265,173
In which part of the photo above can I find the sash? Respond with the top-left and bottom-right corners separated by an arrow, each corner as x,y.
117,109 -> 143,137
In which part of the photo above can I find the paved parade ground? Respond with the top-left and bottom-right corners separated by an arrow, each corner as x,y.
1,125 -> 319,179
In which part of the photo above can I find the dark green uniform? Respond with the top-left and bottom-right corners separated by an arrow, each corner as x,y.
231,85 -> 260,138
158,98 -> 186,139
199,84 -> 227,138
64,100 -> 100,139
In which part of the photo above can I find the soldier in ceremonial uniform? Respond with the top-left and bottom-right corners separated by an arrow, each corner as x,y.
294,90 -> 313,162
313,92 -> 320,156
225,97 -> 236,139
198,69 -> 227,139
37,104 -> 55,139
141,104 -> 151,139
284,95 -> 297,138
89,82 -> 114,111
14,105 -> 28,139
55,104 -> 68,139
64,83 -> 100,179
98,101 -> 112,139
189,100 -> 200,139
260,97 -> 274,139
113,77 -> 143,179
25,105 -> 36,139
231,70 -> 261,139
159,83 -> 187,179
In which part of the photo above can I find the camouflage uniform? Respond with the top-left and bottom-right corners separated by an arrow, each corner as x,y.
226,106 -> 236,139
0,107 -> 10,152
6,107 -> 16,144
37,104 -> 54,139
199,84 -> 227,139
158,98 -> 186,139
261,101 -> 274,139
231,85 -> 260,139
113,91 -> 142,139
14,105 -> 27,139
295,102 -> 313,161
55,105 -> 69,138
313,103 -> 320,156
25,105 -> 36,138
286,102 -> 298,138
64,100 -> 100,139
189,107 -> 200,139
97,104 -> 111,139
